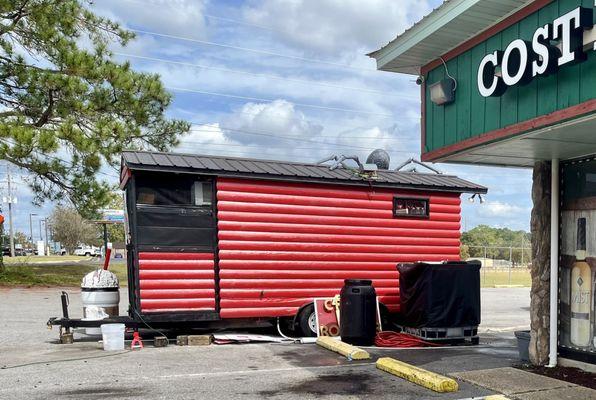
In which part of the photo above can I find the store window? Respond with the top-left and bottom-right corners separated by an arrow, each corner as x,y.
393,197 -> 429,218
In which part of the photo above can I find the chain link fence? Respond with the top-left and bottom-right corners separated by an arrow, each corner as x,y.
466,245 -> 532,287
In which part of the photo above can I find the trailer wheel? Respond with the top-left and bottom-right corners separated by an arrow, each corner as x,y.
297,304 -> 317,337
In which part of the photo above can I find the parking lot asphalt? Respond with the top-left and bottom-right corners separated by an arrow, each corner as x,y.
0,287 -> 530,399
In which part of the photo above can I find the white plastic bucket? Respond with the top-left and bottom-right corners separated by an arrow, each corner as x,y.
101,323 -> 125,351
82,290 -> 119,335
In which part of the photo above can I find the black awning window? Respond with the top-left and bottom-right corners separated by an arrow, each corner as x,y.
136,175 -> 212,207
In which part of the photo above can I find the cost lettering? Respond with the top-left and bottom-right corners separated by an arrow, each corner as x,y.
478,7 -> 593,97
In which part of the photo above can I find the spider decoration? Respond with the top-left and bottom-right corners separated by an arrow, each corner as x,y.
317,154 -> 364,171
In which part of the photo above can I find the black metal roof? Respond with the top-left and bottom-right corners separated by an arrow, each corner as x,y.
121,151 -> 487,194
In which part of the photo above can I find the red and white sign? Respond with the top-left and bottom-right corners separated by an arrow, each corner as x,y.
313,296 -> 383,337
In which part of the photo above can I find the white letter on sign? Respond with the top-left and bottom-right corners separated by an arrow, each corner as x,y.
502,39 -> 531,86
532,24 -> 558,77
477,50 -> 504,97
553,7 -> 593,66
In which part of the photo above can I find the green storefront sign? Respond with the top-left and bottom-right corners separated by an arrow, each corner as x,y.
424,0 -> 596,157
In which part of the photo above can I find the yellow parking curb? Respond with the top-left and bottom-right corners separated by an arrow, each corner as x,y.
315,337 -> 370,360
376,357 -> 458,393
483,396 -> 511,400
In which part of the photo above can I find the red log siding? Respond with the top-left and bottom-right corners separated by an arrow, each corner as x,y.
138,252 -> 216,312
216,178 -> 461,319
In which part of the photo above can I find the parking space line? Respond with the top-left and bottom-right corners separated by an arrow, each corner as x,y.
455,396 -> 511,400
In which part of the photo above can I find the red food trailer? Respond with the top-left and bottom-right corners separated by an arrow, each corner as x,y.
119,150 -> 486,335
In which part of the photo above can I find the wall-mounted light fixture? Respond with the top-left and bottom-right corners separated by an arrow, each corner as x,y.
430,57 -> 457,106
468,193 -> 485,204
429,79 -> 455,105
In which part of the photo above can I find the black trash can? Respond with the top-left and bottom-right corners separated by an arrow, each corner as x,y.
340,279 -> 377,346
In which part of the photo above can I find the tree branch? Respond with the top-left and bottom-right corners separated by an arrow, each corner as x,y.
0,111 -> 21,118
0,0 -> 31,36
33,89 -> 54,127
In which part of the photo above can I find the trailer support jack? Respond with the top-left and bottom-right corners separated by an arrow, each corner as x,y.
59,292 -> 74,344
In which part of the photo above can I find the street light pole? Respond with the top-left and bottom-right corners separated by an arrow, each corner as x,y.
29,213 -> 37,253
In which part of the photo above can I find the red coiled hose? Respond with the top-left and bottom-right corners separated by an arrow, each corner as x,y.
374,331 -> 442,348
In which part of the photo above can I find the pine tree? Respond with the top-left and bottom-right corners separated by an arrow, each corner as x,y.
0,1 -> 190,217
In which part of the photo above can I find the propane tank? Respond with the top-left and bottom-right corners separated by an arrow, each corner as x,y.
81,269 -> 119,335
571,217 -> 591,347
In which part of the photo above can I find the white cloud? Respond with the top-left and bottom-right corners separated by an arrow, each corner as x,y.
173,99 -> 415,165
478,201 -> 529,218
223,99 -> 323,144
176,123 -> 240,154
91,0 -> 208,40
242,0 -> 433,58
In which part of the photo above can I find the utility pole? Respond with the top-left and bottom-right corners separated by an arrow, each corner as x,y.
6,166 -> 15,258
509,246 -> 513,285
521,234 -> 525,266
43,219 -> 49,256
29,213 -> 37,253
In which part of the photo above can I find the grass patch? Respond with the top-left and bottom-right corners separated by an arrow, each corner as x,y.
0,263 -> 127,287
481,268 -> 531,287
3,255 -> 89,264
0,263 -> 529,289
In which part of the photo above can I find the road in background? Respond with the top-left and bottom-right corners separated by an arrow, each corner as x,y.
480,287 -> 530,332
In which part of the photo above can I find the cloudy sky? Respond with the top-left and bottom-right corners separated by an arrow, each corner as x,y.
4,0 -> 533,239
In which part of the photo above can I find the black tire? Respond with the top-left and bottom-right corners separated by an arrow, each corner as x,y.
297,304 -> 317,337
471,336 -> 480,345
84,252 -> 91,257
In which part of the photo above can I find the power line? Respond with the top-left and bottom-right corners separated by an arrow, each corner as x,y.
119,0 -> 287,34
204,13 -> 283,33
177,143 -> 404,151
177,138 -> 415,153
0,138 -> 120,179
166,86 -> 394,117
171,103 -> 420,138
127,28 -> 377,72
185,125 -> 412,152
116,52 -> 417,99
171,104 -> 406,136
188,125 -> 403,144
173,145 -> 417,160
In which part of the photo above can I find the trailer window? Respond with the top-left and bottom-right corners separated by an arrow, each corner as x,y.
136,176 -> 212,207
393,197 -> 429,218
192,181 -> 212,207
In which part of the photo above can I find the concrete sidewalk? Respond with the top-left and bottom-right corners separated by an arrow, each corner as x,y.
452,367 -> 596,399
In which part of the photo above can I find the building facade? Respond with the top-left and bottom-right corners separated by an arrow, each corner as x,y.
370,0 -> 596,366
